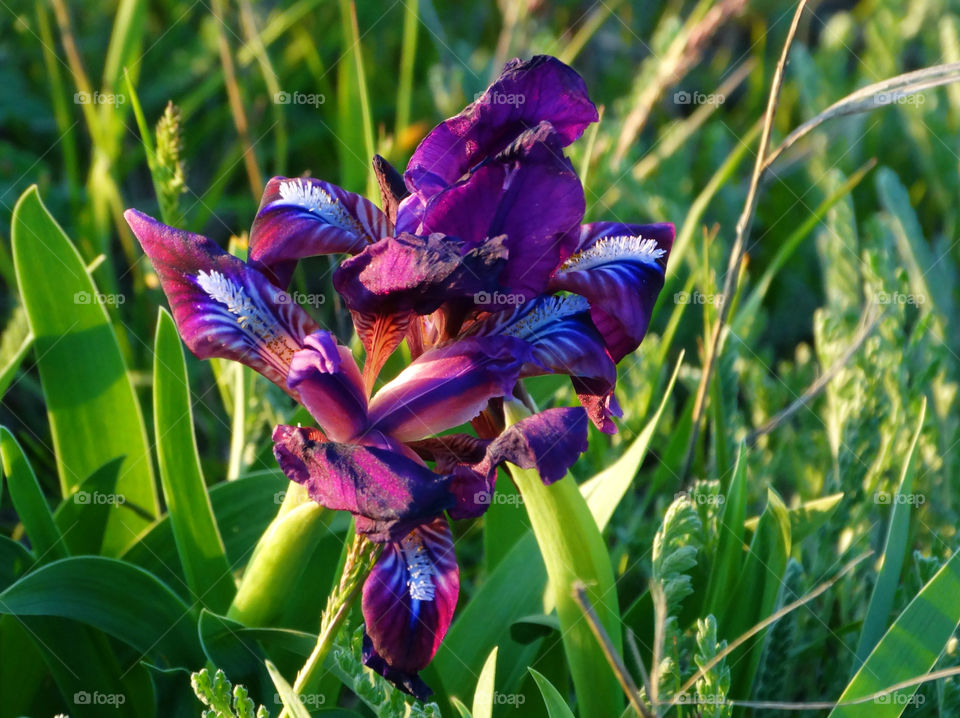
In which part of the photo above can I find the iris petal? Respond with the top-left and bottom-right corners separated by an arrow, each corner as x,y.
404,55 -> 598,197
248,176 -> 391,287
125,209 -> 317,393
401,122 -> 585,299
286,331 -> 368,441
551,222 -> 673,362
272,426 -> 453,542
362,517 -> 458,700
367,335 -> 531,442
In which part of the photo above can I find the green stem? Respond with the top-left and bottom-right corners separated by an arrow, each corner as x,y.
280,531 -> 380,717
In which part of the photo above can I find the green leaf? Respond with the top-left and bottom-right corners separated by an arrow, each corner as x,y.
10,186 -> 158,553
506,403 -> 623,718
743,492 -> 844,544
704,445 -> 747,619
153,308 -> 234,613
53,457 -> 124,556
0,304 -> 32,401
0,556 -> 201,667
450,697 -> 474,718
854,399 -> 926,664
472,646 -> 498,718
0,536 -> 32,591
721,486 -> 791,696
529,668 -> 576,718
830,550 -> 960,718
266,660 -> 312,718
0,426 -> 68,562
581,351 -> 682,528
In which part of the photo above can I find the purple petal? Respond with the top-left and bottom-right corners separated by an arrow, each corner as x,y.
402,122 -> 584,299
551,222 -> 674,362
125,209 -> 317,393
404,55 -> 598,197
470,294 -> 620,432
449,407 -> 589,518
248,176 -> 391,286
286,331 -> 368,441
367,336 -> 531,442
333,232 -> 507,316
362,517 -> 458,699
272,426 -> 453,542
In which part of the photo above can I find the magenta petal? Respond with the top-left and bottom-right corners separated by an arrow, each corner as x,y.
551,222 -> 674,362
272,426 -> 453,542
367,335 -> 532,442
362,517 -> 458,698
405,55 -> 598,196
125,209 -> 317,392
286,331 -> 368,441
248,176 -> 391,286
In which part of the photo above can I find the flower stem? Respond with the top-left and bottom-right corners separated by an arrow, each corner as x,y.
280,530 -> 380,716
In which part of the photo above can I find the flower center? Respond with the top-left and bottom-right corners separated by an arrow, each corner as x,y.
560,234 -> 666,271
278,179 -> 364,236
401,531 -> 436,601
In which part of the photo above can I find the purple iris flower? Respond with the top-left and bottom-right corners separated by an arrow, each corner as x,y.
125,55 -> 672,700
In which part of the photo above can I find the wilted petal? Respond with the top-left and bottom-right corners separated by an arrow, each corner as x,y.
286,331 -> 367,441
125,209 -> 317,392
551,222 -> 673,362
362,517 -> 458,700
405,55 -> 598,196
367,336 -> 531,442
272,426 -> 453,542
403,123 -> 584,298
249,176 -> 391,286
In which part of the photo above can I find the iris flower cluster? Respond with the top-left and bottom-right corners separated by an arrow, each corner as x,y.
126,55 -> 672,700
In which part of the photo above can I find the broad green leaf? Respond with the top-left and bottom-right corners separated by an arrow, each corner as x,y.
507,402 -> 623,718
830,550 -> 960,718
53,457 -> 124,556
0,555 -> 200,667
704,445 -> 747,619
0,427 -> 68,562
266,659 -> 312,718
472,646 -> 498,718
153,308 -> 234,613
854,400 -> 926,664
581,351 -> 683,528
722,487 -> 791,696
450,697 -> 473,718
10,186 -> 158,553
0,304 -> 32,400
743,492 -> 844,543
483,472 -> 527,573
0,536 -> 32,591
529,668 -> 576,718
